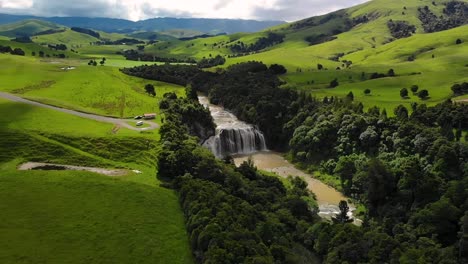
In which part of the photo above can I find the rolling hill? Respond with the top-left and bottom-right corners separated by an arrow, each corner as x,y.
0,19 -> 65,38
142,0 -> 468,110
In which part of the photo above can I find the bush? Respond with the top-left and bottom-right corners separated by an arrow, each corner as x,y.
364,89 -> 371,95
400,88 -> 409,98
418,89 -> 429,99
269,64 -> 287,75
329,78 -> 339,88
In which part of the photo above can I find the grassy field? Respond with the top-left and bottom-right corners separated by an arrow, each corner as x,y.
0,54 -> 185,119
0,78 -> 193,263
0,161 -> 193,264
0,46 -> 195,263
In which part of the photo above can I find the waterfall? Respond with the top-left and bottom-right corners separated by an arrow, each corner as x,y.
204,127 -> 267,158
199,95 -> 268,158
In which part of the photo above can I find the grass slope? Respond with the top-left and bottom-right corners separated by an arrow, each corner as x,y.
136,0 -> 468,110
0,161 -> 193,264
0,54 -> 185,118
0,83 -> 193,263
32,29 -> 100,46
0,19 -> 64,38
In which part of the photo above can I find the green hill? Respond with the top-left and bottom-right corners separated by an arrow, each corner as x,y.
141,0 -> 468,110
0,19 -> 65,38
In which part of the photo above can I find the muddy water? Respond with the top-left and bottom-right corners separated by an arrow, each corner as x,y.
233,152 -> 358,222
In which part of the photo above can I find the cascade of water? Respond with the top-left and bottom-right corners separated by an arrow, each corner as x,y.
199,96 -> 268,158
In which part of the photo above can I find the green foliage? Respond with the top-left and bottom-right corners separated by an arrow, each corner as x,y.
197,55 -> 226,68
145,83 -> 156,96
158,92 -> 319,263
418,89 -> 429,99
400,87 -> 409,98
329,78 -> 339,88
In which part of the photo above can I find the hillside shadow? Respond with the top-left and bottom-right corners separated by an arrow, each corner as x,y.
0,100 -> 34,132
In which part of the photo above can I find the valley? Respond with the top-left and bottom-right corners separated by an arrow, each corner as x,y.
0,0 -> 467,263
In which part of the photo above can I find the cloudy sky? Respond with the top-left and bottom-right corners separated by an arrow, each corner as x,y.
0,0 -> 370,21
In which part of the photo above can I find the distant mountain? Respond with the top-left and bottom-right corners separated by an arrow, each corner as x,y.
0,14 -> 285,34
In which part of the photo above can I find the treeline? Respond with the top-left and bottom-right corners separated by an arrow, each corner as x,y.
121,64 -> 203,86
119,49 -> 196,64
158,92 -> 321,263
196,55 -> 225,68
230,32 -> 284,54
418,1 -> 468,33
70,27 -> 100,38
0,45 -> 25,56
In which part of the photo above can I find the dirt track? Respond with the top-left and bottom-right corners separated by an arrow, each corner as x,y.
0,92 -> 159,131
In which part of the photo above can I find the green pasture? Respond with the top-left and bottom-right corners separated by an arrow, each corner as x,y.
0,54 -> 185,118
0,160 -> 193,264
32,29 -> 100,46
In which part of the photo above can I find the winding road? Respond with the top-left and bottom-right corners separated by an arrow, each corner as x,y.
0,92 -> 159,131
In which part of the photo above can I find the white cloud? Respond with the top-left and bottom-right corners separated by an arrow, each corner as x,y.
0,0 -> 33,9
0,0 -> 371,21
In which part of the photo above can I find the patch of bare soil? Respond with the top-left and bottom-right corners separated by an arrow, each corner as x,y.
18,162 -> 129,177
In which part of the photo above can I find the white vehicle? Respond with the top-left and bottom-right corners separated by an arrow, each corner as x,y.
136,121 -> 144,126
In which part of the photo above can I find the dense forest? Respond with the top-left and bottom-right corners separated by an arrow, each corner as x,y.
158,92 -> 321,263
125,61 -> 468,263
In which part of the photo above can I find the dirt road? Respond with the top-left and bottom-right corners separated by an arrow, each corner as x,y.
0,92 -> 159,131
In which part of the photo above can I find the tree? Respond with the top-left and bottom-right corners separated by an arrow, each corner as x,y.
10,48 -> 25,56
364,89 -> 371,95
411,85 -> 419,94
418,89 -> 429,100
269,64 -> 287,75
145,84 -> 156,97
335,200 -> 350,223
346,91 -> 354,101
388,68 -> 395,77
317,64 -> 323,70
394,105 -> 408,120
456,38 -> 462,45
329,78 -> 339,88
400,88 -> 409,98
31,51 -> 36,56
